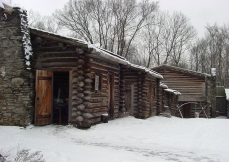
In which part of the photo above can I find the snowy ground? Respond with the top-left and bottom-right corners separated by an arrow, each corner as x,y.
1,116 -> 229,162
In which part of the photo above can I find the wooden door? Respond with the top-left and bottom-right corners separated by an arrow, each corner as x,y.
183,104 -> 190,118
35,70 -> 53,126
216,97 -> 226,116
108,74 -> 114,119
125,85 -> 134,116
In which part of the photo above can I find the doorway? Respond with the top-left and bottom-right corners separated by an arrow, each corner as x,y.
125,84 -> 134,116
34,70 -> 70,126
183,103 -> 191,118
53,71 -> 69,125
108,74 -> 114,119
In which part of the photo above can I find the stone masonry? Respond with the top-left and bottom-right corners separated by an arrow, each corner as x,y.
0,8 -> 34,126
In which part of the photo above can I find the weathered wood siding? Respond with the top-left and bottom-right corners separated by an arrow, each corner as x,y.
121,67 -> 159,118
158,87 -> 166,114
32,40 -> 81,70
139,77 -> 158,118
85,58 -> 121,124
122,69 -> 139,116
157,69 -> 206,102
154,68 -> 211,118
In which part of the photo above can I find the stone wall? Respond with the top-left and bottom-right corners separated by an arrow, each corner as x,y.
0,8 -> 34,126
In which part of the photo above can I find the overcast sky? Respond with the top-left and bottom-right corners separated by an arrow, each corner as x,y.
8,0 -> 229,37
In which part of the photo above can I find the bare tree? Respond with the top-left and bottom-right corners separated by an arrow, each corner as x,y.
54,0 -> 158,57
162,12 -> 196,66
190,38 -> 209,73
206,24 -> 229,84
190,24 -> 229,85
28,10 -> 61,33
140,12 -> 165,67
140,11 -> 196,68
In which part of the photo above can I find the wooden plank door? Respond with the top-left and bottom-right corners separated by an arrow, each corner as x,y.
125,87 -> 131,113
108,74 -> 114,119
125,85 -> 134,116
35,70 -> 53,126
216,97 -> 226,116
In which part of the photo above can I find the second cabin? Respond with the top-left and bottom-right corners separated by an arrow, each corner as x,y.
152,65 -> 215,118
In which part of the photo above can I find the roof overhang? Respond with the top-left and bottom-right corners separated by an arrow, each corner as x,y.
152,64 -> 211,78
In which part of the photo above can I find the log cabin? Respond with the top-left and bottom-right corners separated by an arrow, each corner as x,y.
30,28 -> 164,128
152,65 -> 215,118
0,6 -> 165,127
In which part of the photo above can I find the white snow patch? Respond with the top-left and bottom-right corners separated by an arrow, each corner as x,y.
165,88 -> 181,95
2,0 -> 11,7
19,9 -> 33,70
1,117 -> 229,162
129,63 -> 163,79
160,82 -> 168,89
0,0 -> 4,9
225,89 -> 229,101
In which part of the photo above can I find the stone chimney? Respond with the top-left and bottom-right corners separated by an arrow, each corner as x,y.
0,7 -> 34,126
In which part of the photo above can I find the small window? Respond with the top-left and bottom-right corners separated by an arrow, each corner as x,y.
95,75 -> 99,91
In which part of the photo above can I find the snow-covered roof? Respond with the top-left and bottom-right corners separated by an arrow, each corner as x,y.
128,63 -> 163,79
225,89 -> 229,101
152,64 -> 211,78
164,88 -> 181,95
29,27 -> 163,79
160,82 -> 168,89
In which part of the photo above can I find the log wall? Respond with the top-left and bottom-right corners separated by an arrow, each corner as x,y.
154,68 -> 211,118
159,70 -> 206,102
84,58 -> 121,125
121,67 -> 159,118
139,77 -> 157,118
158,88 -> 166,114
121,68 -> 140,117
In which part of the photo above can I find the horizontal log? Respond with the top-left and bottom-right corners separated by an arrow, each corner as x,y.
36,51 -> 78,57
84,102 -> 108,108
41,62 -> 78,68
39,57 -> 79,63
84,68 -> 91,73
89,58 -> 119,68
90,67 -> 119,75
86,62 -> 120,72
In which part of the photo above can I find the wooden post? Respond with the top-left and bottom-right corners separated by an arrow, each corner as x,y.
130,84 -> 134,116
211,76 -> 216,117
